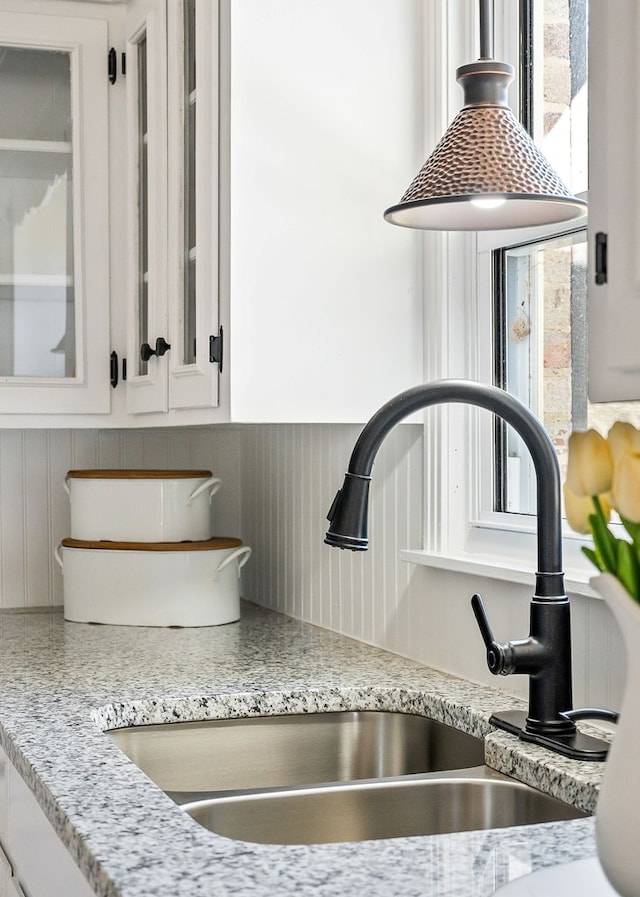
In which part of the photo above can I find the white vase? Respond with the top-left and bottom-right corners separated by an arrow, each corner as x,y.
592,572 -> 640,897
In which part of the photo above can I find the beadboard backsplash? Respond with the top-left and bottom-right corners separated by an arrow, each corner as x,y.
0,422 -> 625,711
240,422 -> 425,656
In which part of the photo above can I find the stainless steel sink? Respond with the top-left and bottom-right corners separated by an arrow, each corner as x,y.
108,710 -> 585,845
107,711 -> 485,798
183,769 -> 586,844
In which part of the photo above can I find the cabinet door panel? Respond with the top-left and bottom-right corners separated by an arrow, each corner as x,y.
166,0 -> 220,410
587,0 -> 640,401
226,0 -> 423,422
126,0 -> 169,414
0,13 -> 110,414
1,746 -> 95,897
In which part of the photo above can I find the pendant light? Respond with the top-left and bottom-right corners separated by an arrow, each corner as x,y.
384,0 -> 587,231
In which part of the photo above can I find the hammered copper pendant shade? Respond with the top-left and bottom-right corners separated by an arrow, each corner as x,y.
384,4 -> 587,231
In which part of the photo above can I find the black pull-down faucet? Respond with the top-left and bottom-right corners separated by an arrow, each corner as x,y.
325,379 -> 612,760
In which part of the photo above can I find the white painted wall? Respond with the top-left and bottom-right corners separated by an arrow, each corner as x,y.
0,421 -> 625,713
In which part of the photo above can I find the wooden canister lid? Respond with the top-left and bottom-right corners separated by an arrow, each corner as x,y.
61,537 -> 243,552
66,469 -> 213,479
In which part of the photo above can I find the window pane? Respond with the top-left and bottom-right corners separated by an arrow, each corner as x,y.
531,0 -> 587,195
498,225 -> 640,518
0,46 -> 75,379
498,230 -> 587,515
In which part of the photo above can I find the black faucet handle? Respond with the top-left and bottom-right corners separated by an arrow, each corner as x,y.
471,593 -> 495,646
471,594 -> 511,675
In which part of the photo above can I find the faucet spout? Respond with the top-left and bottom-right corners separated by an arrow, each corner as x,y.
326,380 -> 562,589
325,379 -> 610,761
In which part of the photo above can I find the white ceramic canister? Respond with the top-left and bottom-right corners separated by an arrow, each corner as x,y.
64,470 -> 222,542
56,537 -> 251,627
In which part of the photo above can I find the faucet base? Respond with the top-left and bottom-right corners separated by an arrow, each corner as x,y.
490,709 -> 610,761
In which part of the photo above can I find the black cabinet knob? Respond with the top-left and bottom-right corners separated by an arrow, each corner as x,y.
140,337 -> 171,362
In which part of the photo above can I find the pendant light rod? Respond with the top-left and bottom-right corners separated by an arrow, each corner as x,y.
479,0 -> 494,59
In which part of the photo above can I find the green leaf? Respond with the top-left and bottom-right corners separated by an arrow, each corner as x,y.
581,545 -> 605,572
616,540 -> 640,601
589,512 -> 618,574
620,513 -> 640,545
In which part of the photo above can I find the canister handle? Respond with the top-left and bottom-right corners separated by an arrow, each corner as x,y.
187,476 -> 222,504
54,543 -> 64,571
63,475 -> 71,496
215,546 -> 252,577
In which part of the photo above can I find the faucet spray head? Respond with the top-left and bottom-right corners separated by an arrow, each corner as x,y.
324,473 -> 371,550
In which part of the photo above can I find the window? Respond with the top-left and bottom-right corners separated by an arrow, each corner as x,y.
404,0 -> 631,592
495,0 -> 587,516
496,228 -> 588,516
494,1 -> 640,518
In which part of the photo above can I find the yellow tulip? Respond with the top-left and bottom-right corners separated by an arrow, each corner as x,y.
566,429 -> 613,497
563,484 -> 610,534
607,421 -> 640,461
612,450 -> 640,523
563,485 -> 593,534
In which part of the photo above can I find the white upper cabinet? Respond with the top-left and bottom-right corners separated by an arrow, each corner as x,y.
223,0 -> 423,423
0,7 -> 111,415
128,0 -> 423,425
0,0 -> 423,426
587,0 -> 640,402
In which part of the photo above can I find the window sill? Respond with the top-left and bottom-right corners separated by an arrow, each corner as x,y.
400,548 -> 599,599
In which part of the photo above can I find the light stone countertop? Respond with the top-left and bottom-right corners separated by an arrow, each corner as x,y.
0,601 -> 606,897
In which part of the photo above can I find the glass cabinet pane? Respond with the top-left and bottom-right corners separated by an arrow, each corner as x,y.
0,46 -> 74,379
137,35 -> 150,376
183,0 -> 197,365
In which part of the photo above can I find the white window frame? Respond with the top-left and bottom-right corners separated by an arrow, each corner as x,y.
400,0 -> 598,597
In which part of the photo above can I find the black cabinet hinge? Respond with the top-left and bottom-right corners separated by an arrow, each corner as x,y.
595,232 -> 607,285
108,48 -> 126,83
108,47 -> 117,84
110,351 -> 118,388
209,326 -> 224,372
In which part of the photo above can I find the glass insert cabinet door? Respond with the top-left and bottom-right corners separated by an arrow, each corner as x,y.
125,0 -> 169,415
126,0 -> 220,416
0,13 -> 110,416
167,0 -> 220,412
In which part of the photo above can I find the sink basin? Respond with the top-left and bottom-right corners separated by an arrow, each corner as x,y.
107,710 -> 485,798
108,710 -> 585,845
183,771 -> 586,844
